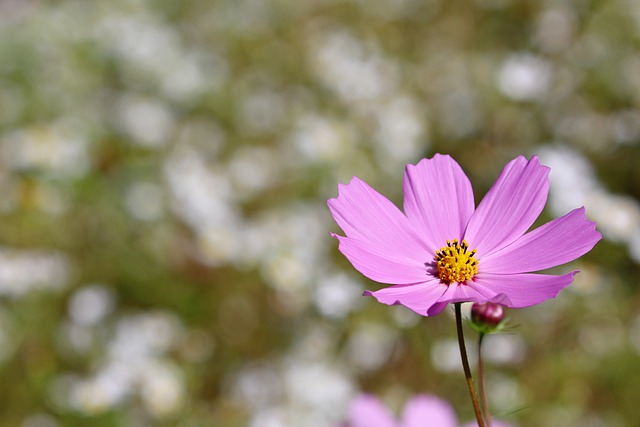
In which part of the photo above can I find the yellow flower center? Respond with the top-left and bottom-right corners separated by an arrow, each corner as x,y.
434,239 -> 478,284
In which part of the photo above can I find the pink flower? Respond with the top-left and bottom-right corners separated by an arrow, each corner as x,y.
328,154 -> 601,316
345,394 -> 511,427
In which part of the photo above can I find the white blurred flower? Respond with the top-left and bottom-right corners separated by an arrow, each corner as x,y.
124,182 -> 165,222
483,334 -> 526,365
314,273 -> 363,319
497,54 -> 551,101
68,284 -> 115,327
0,248 -> 69,297
346,323 -> 397,371
0,125 -> 89,178
310,30 -> 398,104
139,361 -> 185,418
539,145 -> 640,253
116,95 -> 175,147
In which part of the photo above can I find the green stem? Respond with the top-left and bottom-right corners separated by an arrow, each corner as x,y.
455,303 -> 486,427
478,333 -> 491,427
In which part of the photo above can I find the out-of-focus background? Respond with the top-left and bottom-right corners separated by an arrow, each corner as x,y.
0,0 -> 639,426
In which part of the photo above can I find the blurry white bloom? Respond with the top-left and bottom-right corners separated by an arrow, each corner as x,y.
228,146 -> 280,199
0,249 -> 69,297
311,30 -> 398,103
238,89 -> 286,135
372,96 -> 426,172
431,339 -> 468,373
96,14 -> 225,103
483,334 -> 526,365
164,149 -> 239,230
196,225 -> 242,266
314,273 -> 363,319
391,306 -> 421,328
233,357 -> 354,427
124,182 -> 165,222
232,363 -> 283,411
539,146 -> 640,254
487,374 -> 522,413
159,51 -> 212,103
110,312 -> 183,361
346,323 -> 397,371
139,361 -> 185,418
68,284 -> 115,327
0,125 -> 89,178
497,54 -> 551,101
70,361 -> 134,413
289,114 -> 349,163
65,311 -> 186,418
284,361 -> 353,413
263,253 -> 308,292
116,95 -> 175,147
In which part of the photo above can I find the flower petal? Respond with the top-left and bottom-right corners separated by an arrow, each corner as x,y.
403,154 -> 475,252
480,207 -> 601,274
464,156 -> 550,257
333,235 -> 429,284
328,177 -> 429,259
436,281 -> 504,305
364,278 -> 448,316
403,395 -> 458,427
471,271 -> 578,308
348,395 -> 397,427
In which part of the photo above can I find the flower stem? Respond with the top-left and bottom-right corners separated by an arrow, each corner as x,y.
478,333 -> 491,427
455,303 -> 485,427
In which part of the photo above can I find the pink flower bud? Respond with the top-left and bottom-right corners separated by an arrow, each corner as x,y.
471,302 -> 504,328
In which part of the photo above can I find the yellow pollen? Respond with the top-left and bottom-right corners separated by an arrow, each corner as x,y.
434,239 -> 478,284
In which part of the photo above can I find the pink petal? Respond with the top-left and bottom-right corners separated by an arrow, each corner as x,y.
437,280 -> 503,305
402,395 -> 458,427
365,279 -> 514,315
471,271 -> 578,308
333,235 -> 430,284
364,279 -> 449,316
328,177 -> 429,259
348,395 -> 397,427
480,207 -> 601,274
464,156 -> 550,257
403,154 -> 475,252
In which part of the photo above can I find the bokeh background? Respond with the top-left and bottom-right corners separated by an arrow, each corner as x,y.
0,0 -> 639,426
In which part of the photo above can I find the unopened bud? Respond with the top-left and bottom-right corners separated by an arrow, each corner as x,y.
471,302 -> 504,329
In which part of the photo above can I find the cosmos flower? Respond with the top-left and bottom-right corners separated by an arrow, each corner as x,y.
345,394 -> 511,427
328,154 -> 601,316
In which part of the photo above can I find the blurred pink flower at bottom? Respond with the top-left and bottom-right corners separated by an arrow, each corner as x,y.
345,394 -> 512,427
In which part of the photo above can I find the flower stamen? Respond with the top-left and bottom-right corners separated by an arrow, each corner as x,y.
434,239 -> 478,284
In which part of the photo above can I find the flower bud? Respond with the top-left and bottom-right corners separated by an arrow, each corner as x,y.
471,302 -> 504,329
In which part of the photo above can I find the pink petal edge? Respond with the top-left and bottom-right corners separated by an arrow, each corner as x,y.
403,154 -> 475,253
403,395 -> 458,427
471,271 -> 578,308
333,234 -> 430,285
464,156 -> 550,257
348,394 -> 397,427
328,177 -> 429,260
363,279 -> 448,316
480,207 -> 602,274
